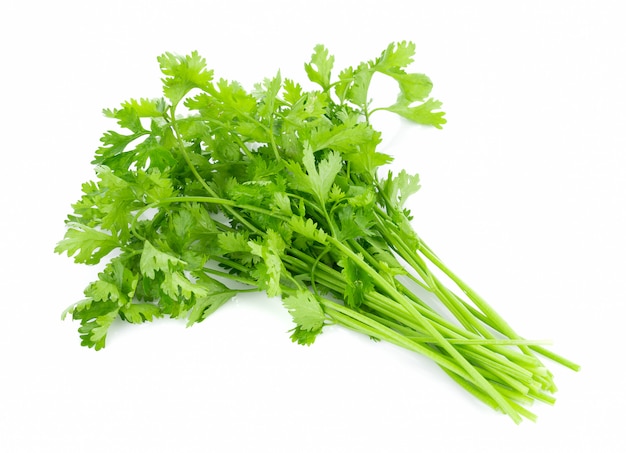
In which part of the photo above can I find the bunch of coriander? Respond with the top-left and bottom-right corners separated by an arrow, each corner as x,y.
56,42 -> 579,423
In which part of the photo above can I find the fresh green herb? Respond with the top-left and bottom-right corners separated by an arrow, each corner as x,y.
56,42 -> 578,423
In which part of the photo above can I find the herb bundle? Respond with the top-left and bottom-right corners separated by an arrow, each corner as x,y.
56,42 -> 578,422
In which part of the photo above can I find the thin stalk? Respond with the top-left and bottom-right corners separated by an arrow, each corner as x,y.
287,247 -> 546,372
383,224 -> 488,336
365,310 -> 543,393
365,288 -> 546,371
320,300 -> 475,382
418,241 -> 528,349
324,300 -> 529,422
327,236 -> 523,423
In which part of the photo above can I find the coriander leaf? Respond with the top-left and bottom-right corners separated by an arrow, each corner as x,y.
340,256 -> 374,309
136,168 -> 176,203
391,72 -> 433,103
346,185 -> 376,208
83,257 -> 139,309
119,303 -> 162,324
270,192 -> 293,216
120,97 -> 168,118
374,41 -> 416,72
381,169 -> 421,209
77,311 -> 118,350
299,91 -> 330,121
282,78 -> 303,105
297,146 -> 343,203
289,325 -> 323,346
335,66 -> 355,104
54,223 -> 119,265
218,231 -> 253,254
343,62 -> 372,109
343,139 -> 392,176
282,290 -> 326,331
103,97 -> 167,133
309,121 -> 380,154
161,270 -> 207,300
384,97 -> 446,129
304,44 -> 335,90
140,240 -> 185,279
157,51 -> 214,105
66,298 -> 119,350
207,78 -> 257,119
131,135 -> 177,172
93,130 -> 148,170
335,205 -> 375,242
327,184 -> 345,203
248,230 -> 286,297
85,279 -> 121,304
288,216 -> 328,244
186,274 -> 238,326
255,71 -> 282,120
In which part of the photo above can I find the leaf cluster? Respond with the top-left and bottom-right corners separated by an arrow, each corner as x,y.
56,42 -> 577,422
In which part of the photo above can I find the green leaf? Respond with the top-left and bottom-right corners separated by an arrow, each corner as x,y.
186,274 -> 238,326
289,325 -> 323,346
137,168 -> 175,203
248,230 -> 285,297
120,97 -> 168,118
270,192 -> 292,216
305,44 -> 335,90
255,71 -> 282,119
55,223 -> 119,265
157,51 -> 214,105
84,257 -> 139,307
103,97 -> 167,133
69,298 -> 119,350
85,279 -> 121,303
340,256 -> 374,309
209,78 -> 257,118
375,41 -> 416,72
288,216 -> 328,244
384,97 -> 446,129
282,290 -> 326,331
335,66 -> 355,103
299,146 -> 343,203
77,311 -> 118,350
334,41 -> 445,129
343,63 -> 372,108
218,231 -> 252,254
335,206 -> 375,242
286,91 -> 330,127
282,78 -> 303,105
161,270 -> 207,300
391,72 -> 433,103
119,303 -> 162,323
93,130 -> 147,169
382,169 -> 421,209
346,185 -> 376,208
132,135 -> 177,172
309,121 -> 380,154
328,184 -> 345,203
140,240 -> 185,279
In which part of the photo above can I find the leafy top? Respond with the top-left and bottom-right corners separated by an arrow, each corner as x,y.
56,41 -> 444,349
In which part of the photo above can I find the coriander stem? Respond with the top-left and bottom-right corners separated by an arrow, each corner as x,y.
327,236 -> 522,423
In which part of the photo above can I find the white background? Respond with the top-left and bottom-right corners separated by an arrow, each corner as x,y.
1,0 -> 625,451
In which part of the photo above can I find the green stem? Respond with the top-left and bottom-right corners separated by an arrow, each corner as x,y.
419,242 -> 524,344
326,236 -> 523,423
